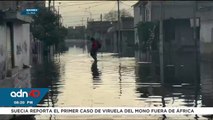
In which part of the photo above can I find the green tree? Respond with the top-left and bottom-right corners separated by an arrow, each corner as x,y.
31,7 -> 67,48
103,9 -> 132,21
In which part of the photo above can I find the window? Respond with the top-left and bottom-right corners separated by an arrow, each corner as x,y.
145,8 -> 149,22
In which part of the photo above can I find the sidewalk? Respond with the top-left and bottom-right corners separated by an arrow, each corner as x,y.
0,68 -> 31,120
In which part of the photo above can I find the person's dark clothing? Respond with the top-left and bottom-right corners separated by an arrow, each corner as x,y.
90,40 -> 100,61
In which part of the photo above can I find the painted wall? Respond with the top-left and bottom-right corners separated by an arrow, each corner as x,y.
13,23 -> 30,68
200,20 -> 213,54
150,2 -> 194,22
22,24 -> 30,65
134,5 -> 141,27
200,21 -> 213,43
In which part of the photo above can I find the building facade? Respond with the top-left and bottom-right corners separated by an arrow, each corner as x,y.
134,1 -> 213,57
133,1 -> 209,83
0,1 -> 32,89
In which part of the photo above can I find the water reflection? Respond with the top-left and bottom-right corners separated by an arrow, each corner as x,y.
201,61 -> 213,107
134,48 -> 205,119
17,44 -> 212,119
135,59 -> 202,106
200,60 -> 213,119
31,56 -> 63,108
91,61 -> 101,80
91,61 -> 102,88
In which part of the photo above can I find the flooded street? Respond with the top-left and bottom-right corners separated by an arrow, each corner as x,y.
26,45 -> 213,119
0,1 -> 213,120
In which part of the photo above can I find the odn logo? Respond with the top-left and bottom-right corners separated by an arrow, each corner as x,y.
10,89 -> 40,98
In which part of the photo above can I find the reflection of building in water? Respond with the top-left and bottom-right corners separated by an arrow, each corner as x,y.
31,60 -> 61,107
135,62 -> 201,108
134,20 -> 199,84
201,61 -> 213,107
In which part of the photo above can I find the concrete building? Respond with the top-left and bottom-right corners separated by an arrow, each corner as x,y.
134,1 -> 213,57
133,1 -> 145,46
67,26 -> 86,40
133,1 -> 209,83
106,17 -> 135,54
197,1 -> 213,56
0,1 -> 32,89
133,1 -> 196,47
87,21 -> 114,52
0,1 -> 45,11
120,17 -> 135,57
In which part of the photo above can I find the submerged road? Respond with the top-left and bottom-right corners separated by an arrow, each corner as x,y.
27,45 -> 213,120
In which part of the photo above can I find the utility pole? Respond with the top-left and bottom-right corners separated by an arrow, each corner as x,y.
48,0 -> 51,10
81,17 -> 84,26
53,0 -> 55,8
100,14 -> 103,21
159,1 -> 164,84
117,0 -> 121,55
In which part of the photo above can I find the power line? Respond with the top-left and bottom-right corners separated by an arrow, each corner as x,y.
59,2 -> 103,8
120,1 -> 132,7
62,13 -> 105,17
65,17 -> 101,24
61,1 -> 102,5
65,20 -> 87,24
109,1 -> 117,11
84,2 -> 111,10
60,2 -> 111,14
62,2 -> 114,21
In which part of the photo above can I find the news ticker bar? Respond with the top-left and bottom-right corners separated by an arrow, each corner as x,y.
0,107 -> 213,115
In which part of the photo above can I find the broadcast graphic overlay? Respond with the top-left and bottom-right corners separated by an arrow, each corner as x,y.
0,88 -> 49,107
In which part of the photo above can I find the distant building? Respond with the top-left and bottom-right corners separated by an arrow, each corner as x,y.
87,21 -> 114,51
197,1 -> 213,56
120,17 -> 135,57
67,26 -> 86,40
133,1 -> 146,46
106,17 -> 135,54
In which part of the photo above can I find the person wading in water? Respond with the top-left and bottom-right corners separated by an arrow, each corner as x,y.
90,37 -> 101,62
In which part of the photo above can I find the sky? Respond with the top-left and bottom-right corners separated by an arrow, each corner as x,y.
50,1 -> 137,27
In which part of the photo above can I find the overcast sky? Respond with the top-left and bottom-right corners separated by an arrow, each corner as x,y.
51,1 -> 137,27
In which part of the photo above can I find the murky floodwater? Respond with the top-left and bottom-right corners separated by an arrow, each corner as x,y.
28,45 -> 213,120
